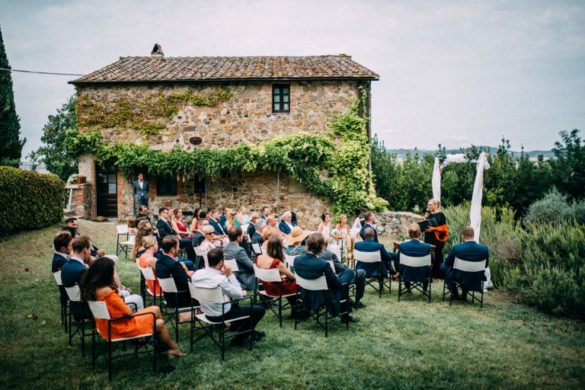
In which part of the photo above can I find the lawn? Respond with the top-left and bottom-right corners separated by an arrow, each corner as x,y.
0,220 -> 584,389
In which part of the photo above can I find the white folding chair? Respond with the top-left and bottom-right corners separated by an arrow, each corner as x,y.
251,243 -> 262,255
354,249 -> 391,297
157,277 -> 193,342
195,247 -> 209,267
253,265 -> 298,327
136,263 -> 161,306
190,285 -> 254,360
294,274 -> 350,337
87,301 -> 157,380
116,224 -> 134,259
397,254 -> 432,302
285,255 -> 296,270
53,271 -> 68,331
443,258 -> 487,308
64,284 -> 94,356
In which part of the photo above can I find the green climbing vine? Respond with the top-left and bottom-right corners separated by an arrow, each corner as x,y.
78,87 -> 233,137
66,96 -> 386,214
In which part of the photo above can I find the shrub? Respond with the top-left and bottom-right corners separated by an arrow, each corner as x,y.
524,190 -> 572,225
443,205 -> 524,288
0,166 -> 65,236
520,223 -> 585,318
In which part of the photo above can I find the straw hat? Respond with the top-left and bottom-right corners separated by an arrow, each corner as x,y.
286,226 -> 310,246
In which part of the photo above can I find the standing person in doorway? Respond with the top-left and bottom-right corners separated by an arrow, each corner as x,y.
133,173 -> 149,208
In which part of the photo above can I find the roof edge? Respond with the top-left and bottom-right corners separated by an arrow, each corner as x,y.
69,76 -> 379,86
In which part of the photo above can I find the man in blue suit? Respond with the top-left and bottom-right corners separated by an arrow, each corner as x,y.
61,235 -> 93,321
355,227 -> 397,280
294,233 -> 358,323
52,231 -> 73,306
209,209 -> 227,236
321,241 -> 367,309
398,224 -> 433,291
441,226 -> 489,300
155,236 -> 195,321
359,211 -> 379,242
224,227 -> 256,291
278,211 -> 295,235
133,173 -> 149,207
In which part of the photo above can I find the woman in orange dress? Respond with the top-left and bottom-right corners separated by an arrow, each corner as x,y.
81,257 -> 183,357
137,235 -> 162,297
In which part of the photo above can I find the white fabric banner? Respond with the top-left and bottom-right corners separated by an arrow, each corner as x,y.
470,152 -> 492,290
432,157 -> 441,202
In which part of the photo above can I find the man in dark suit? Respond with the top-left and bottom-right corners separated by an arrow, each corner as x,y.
359,211 -> 379,242
224,227 -> 256,291
209,209 -> 227,236
133,173 -> 149,207
157,207 -> 196,262
398,224 -> 433,291
355,227 -> 397,279
294,233 -> 358,323
52,231 -> 73,306
155,236 -> 195,319
441,226 -> 489,300
321,241 -> 367,309
251,219 -> 266,245
61,235 -> 93,321
63,217 -> 105,259
191,219 -> 206,248
278,211 -> 294,235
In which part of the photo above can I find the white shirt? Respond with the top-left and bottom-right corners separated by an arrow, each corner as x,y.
286,221 -> 294,231
138,180 -> 144,189
191,267 -> 244,317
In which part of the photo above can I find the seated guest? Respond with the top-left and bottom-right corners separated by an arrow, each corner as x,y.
192,248 -> 266,347
224,227 -> 256,291
189,207 -> 201,234
235,206 -> 250,228
278,211 -> 295,235
266,215 -> 283,238
191,219 -> 208,249
133,219 -> 155,259
199,225 -> 220,252
157,207 -> 196,262
318,212 -> 333,241
294,233 -> 358,324
209,209 -> 227,236
398,224 -> 433,291
52,231 -> 73,306
321,238 -> 367,309
81,257 -> 183,357
359,211 -> 379,242
61,235 -> 97,320
285,227 -> 310,256
441,226 -> 489,301
260,206 -> 272,221
247,212 -> 260,238
155,236 -> 195,321
251,219 -> 266,246
137,235 -> 162,297
354,228 -> 397,279
135,205 -> 151,224
171,208 -> 192,238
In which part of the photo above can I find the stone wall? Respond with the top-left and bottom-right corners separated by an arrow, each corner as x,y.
374,211 -> 424,240
76,80 -> 359,224
77,81 -> 360,149
68,183 -> 92,218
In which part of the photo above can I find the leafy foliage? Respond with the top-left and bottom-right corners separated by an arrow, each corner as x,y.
28,96 -> 78,181
0,166 -> 65,236
551,129 -> 585,200
0,28 -> 26,166
78,87 -> 233,137
65,99 -> 386,215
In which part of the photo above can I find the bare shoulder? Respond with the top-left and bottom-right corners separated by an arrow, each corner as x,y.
96,286 -> 114,299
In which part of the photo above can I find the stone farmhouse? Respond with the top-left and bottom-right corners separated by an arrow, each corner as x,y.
69,45 -> 379,225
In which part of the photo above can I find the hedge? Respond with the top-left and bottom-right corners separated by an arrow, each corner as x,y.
0,166 -> 65,236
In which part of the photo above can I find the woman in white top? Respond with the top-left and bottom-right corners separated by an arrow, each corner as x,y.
332,214 -> 352,265
317,212 -> 333,241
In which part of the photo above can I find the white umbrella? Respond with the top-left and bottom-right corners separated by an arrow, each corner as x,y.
470,152 -> 492,289
432,157 -> 441,202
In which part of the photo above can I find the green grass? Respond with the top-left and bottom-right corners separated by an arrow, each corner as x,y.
1,220 -> 584,389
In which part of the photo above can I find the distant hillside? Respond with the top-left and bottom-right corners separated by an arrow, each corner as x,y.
385,147 -> 554,159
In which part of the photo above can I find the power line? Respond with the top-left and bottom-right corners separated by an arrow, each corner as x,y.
0,67 -> 83,77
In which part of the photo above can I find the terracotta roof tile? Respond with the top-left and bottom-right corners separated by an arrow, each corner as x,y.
70,55 -> 379,84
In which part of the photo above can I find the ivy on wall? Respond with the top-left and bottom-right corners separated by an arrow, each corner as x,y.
78,87 -> 233,137
66,96 -> 387,214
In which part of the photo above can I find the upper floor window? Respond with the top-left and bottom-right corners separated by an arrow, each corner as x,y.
272,84 -> 290,113
157,175 -> 177,196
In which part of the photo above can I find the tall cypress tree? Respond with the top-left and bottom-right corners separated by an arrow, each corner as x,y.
0,27 -> 26,166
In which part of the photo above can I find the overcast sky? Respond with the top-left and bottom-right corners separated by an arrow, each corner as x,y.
1,0 -> 584,156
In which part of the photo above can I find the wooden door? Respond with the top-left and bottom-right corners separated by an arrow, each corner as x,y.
96,163 -> 118,217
